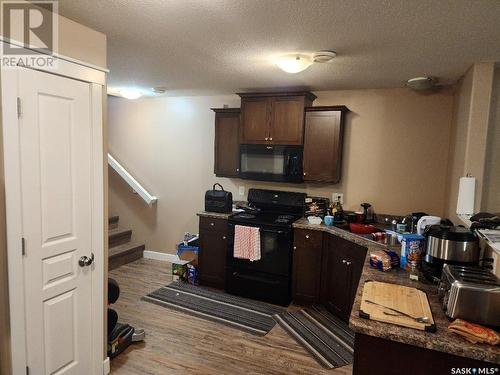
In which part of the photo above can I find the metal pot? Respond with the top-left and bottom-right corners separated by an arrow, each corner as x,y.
423,224 -> 480,282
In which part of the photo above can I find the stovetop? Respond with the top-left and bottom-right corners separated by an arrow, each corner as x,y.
229,212 -> 300,228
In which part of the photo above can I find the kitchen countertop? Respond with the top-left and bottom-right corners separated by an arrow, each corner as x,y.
292,218 -> 500,364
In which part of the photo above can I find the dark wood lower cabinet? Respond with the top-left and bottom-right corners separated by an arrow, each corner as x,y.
292,229 -> 323,305
198,217 -> 228,288
321,235 -> 367,322
353,333 -> 497,375
292,228 -> 367,322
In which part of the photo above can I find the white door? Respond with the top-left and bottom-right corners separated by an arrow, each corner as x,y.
19,68 -> 94,375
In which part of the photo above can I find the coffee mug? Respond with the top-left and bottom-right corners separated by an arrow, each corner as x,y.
324,215 -> 334,226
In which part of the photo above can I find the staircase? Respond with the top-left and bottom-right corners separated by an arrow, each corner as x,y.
108,216 -> 145,270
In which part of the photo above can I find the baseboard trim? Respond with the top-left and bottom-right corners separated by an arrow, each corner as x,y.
143,250 -> 178,263
103,357 -> 110,375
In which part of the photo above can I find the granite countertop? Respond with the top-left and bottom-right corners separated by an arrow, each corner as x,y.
292,218 -> 500,364
197,211 -> 236,220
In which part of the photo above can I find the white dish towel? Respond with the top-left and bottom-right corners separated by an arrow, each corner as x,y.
234,225 -> 261,262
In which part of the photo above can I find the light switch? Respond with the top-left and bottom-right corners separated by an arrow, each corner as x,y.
238,186 -> 245,196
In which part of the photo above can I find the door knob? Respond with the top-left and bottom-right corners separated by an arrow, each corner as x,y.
79,253 -> 94,267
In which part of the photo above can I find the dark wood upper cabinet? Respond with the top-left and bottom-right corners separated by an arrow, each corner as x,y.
239,97 -> 270,143
271,96 -> 308,145
212,108 -> 240,178
238,92 -> 316,145
303,106 -> 348,183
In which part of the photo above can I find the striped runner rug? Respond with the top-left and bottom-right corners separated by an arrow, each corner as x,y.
142,281 -> 284,336
273,305 -> 355,369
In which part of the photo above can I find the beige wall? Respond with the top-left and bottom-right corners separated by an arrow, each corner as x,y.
108,87 -> 455,253
444,63 -> 495,222
482,68 -> 500,212
0,8 -> 107,374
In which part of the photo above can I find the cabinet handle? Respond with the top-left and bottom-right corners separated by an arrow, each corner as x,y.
269,137 -> 273,141
222,236 -> 227,240
303,172 -> 307,176
210,222 -> 215,226
236,168 -> 239,172
342,259 -> 351,266
293,246 -> 297,250
265,137 -> 269,141
305,234 -> 310,239
346,261 -> 352,266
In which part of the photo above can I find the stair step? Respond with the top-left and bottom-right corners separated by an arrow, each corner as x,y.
108,226 -> 132,247
108,216 -> 119,230
109,241 -> 145,270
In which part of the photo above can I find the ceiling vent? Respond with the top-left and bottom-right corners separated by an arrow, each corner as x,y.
406,77 -> 438,91
313,50 -> 337,63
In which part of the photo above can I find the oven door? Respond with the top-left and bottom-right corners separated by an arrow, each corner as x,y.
239,144 -> 303,183
226,222 -> 292,276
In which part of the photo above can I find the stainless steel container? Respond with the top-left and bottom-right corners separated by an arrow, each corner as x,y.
423,224 -> 480,281
424,225 -> 479,262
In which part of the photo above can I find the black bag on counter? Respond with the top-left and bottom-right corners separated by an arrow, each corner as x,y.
205,183 -> 233,213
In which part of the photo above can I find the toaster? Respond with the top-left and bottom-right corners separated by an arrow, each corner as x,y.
438,264 -> 500,327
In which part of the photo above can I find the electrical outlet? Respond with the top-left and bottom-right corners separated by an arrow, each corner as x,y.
332,193 -> 344,204
238,186 -> 245,196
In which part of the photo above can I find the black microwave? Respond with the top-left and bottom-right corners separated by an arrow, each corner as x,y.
239,144 -> 303,183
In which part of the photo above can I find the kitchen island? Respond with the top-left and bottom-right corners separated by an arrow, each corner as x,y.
293,218 -> 500,373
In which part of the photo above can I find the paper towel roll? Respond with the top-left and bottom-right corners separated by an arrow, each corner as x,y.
456,176 -> 475,215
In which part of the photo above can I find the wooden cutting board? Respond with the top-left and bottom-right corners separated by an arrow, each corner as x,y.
359,281 -> 436,332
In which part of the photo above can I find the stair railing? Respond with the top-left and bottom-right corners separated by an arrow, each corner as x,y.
108,153 -> 158,206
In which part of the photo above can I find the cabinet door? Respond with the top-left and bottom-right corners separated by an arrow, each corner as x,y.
240,97 -> 270,143
270,96 -> 305,145
303,109 -> 344,182
321,235 -> 351,321
214,110 -> 240,177
199,227 -> 228,289
292,229 -> 323,305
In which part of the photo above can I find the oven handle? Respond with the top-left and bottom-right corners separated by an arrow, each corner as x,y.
259,228 -> 287,235
232,272 -> 280,285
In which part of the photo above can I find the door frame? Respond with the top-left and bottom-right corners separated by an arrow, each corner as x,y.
1,43 -> 106,374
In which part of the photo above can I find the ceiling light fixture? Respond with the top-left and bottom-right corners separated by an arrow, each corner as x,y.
119,88 -> 143,100
275,54 -> 313,74
275,50 -> 337,74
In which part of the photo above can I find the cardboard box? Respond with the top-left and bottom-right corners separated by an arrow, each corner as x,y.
172,259 -> 191,282
177,244 -> 199,266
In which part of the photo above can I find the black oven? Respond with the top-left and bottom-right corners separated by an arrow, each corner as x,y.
239,144 -> 303,183
226,222 -> 293,306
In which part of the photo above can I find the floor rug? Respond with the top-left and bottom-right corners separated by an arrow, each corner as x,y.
273,305 -> 354,369
143,281 -> 284,336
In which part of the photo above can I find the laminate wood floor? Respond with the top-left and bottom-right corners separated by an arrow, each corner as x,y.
109,258 -> 353,375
